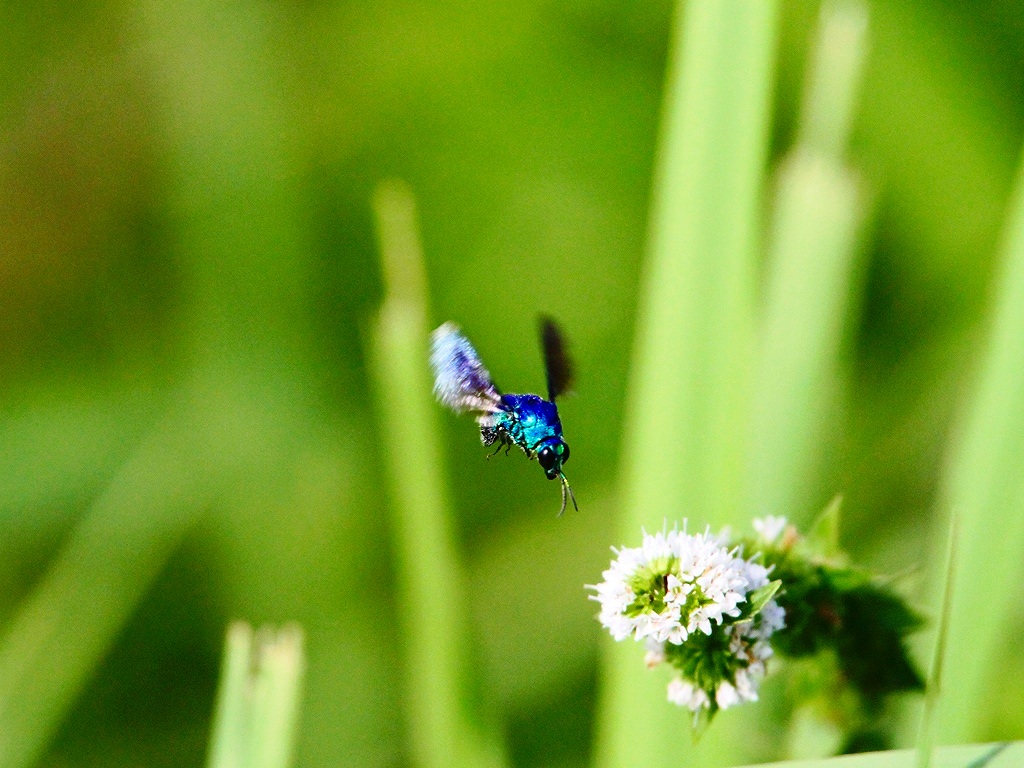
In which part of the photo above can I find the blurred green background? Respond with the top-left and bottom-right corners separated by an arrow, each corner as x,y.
2,1 -> 1024,766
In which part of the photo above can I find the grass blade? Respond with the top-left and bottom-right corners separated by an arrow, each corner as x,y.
248,625 -> 306,768
916,514 -> 958,768
0,420 -> 207,768
926,142 -> 1024,742
797,0 -> 870,158
735,741 -> 1021,768
594,1 -> 779,767
207,623 -> 255,768
205,623 -> 306,768
751,0 -> 868,523
368,180 -> 506,768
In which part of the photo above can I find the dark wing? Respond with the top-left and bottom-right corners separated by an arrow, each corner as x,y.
430,323 -> 503,414
539,316 -> 573,401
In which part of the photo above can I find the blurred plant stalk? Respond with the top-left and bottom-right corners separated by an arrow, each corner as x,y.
755,1 -> 874,757
206,623 -> 305,768
923,124 -> 1024,743
751,0 -> 868,530
595,1 -> 780,767
368,180 -> 506,768
0,414 -> 209,768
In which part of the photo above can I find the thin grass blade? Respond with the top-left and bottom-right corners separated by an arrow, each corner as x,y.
925,142 -> 1024,742
248,625 -> 306,768
0,420 -> 207,768
368,180 -> 506,768
751,0 -> 868,523
207,623 -> 256,768
916,514 -> 958,768
205,623 -> 306,768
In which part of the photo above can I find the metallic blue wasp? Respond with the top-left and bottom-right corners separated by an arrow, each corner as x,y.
430,318 -> 578,516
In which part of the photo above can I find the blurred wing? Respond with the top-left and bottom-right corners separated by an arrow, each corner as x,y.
430,323 -> 503,414
539,316 -> 573,401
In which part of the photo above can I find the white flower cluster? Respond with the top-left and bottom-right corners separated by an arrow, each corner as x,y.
753,514 -> 788,545
588,521 -> 787,714
589,527 -> 765,644
664,595 -> 786,712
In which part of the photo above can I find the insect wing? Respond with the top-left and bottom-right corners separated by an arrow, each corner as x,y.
430,323 -> 502,414
539,316 -> 573,401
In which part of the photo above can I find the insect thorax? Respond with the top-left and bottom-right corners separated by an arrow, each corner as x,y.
478,394 -> 562,455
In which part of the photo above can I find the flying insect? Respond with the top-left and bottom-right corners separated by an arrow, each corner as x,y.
430,318 -> 578,516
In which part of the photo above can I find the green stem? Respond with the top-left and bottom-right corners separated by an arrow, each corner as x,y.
207,624 -> 257,768
915,515 -> 957,768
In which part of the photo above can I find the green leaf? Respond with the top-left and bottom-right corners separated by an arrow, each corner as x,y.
748,580 -> 783,617
807,495 -> 844,560
731,741 -> 1022,768
368,181 -> 507,768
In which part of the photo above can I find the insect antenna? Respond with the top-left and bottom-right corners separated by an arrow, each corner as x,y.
557,472 -> 579,517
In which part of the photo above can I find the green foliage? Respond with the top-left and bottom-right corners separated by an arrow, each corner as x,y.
745,520 -> 925,754
663,626 -> 765,715
746,581 -> 784,618
765,551 -> 924,700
